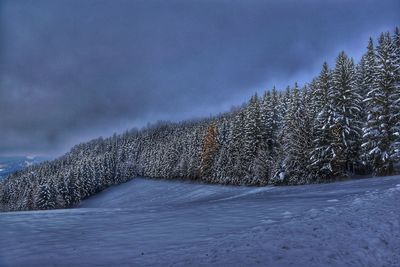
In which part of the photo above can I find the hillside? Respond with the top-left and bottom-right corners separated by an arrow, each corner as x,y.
1,175 -> 399,266
0,27 -> 399,211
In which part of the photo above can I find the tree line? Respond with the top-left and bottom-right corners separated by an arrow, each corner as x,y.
0,28 -> 399,211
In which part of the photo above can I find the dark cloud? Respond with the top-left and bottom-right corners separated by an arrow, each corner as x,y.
0,0 -> 399,156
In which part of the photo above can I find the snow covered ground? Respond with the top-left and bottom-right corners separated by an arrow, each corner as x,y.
1,176 -> 400,267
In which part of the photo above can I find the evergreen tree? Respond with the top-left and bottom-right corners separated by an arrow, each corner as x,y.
68,173 -> 81,206
200,123 -> 219,179
330,52 -> 362,176
228,109 -> 245,183
359,38 -> 377,101
275,89 -> 313,185
310,62 -> 337,180
256,88 -> 280,184
362,32 -> 400,175
242,94 -> 262,182
357,38 -> 377,172
36,183 -> 56,210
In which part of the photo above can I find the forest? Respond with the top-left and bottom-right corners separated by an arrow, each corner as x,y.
0,28 -> 399,211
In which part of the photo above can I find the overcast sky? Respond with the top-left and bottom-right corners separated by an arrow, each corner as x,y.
0,0 -> 399,157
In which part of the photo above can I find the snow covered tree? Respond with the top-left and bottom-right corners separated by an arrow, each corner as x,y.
242,94 -> 262,182
57,176 -> 71,207
256,88 -> 280,184
310,62 -> 337,180
187,125 -> 203,179
359,38 -> 377,101
213,117 -> 231,182
227,109 -> 246,183
261,88 -> 280,150
330,51 -> 363,176
356,37 -> 377,173
394,27 -> 400,67
36,183 -> 56,210
274,89 -> 313,185
362,32 -> 400,175
68,172 -> 81,205
200,123 -> 219,179
259,90 -> 270,142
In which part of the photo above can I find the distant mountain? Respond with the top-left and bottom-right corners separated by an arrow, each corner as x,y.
0,156 -> 48,180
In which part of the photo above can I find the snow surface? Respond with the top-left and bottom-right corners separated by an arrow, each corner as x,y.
1,176 -> 400,266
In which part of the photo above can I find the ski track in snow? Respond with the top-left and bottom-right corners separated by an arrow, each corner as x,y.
1,175 -> 400,266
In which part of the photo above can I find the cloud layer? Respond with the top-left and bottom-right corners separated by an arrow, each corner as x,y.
0,0 -> 399,156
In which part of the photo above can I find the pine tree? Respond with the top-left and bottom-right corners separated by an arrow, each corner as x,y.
242,94 -> 262,182
58,176 -> 71,207
264,88 -> 280,149
359,38 -> 377,100
394,27 -> 400,167
227,109 -> 245,183
394,27 -> 400,66
187,125 -> 203,179
213,117 -> 231,182
357,38 -> 377,172
36,183 -> 56,210
310,62 -> 337,180
68,173 -> 81,206
259,90 -> 271,143
362,32 -> 400,175
330,51 -> 362,176
276,89 -> 313,185
256,88 -> 281,184
200,123 -> 219,179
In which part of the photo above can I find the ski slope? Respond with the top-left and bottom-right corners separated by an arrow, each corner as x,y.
1,176 -> 400,266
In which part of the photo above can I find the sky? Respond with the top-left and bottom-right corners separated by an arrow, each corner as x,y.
0,0 -> 399,157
